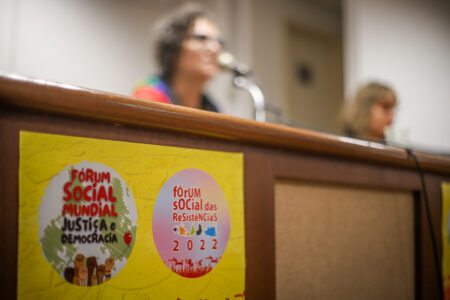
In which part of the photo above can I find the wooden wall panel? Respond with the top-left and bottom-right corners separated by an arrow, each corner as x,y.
275,182 -> 414,300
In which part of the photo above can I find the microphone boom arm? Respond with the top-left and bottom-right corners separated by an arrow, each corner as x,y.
233,75 -> 266,122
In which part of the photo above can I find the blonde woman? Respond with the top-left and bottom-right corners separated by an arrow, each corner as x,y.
343,82 -> 397,142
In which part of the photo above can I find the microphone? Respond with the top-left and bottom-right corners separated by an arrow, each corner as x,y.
218,52 -> 266,121
217,52 -> 250,76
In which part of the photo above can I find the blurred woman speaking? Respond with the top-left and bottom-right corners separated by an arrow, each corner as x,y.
133,5 -> 223,112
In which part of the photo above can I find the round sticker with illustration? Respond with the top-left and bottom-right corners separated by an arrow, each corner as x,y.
153,169 -> 231,278
39,161 -> 137,286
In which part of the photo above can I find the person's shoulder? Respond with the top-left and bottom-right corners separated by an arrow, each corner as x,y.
201,94 -> 219,112
134,75 -> 162,91
133,76 -> 172,104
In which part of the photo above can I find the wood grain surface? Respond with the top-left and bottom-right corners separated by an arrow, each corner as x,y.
1,73 -> 449,175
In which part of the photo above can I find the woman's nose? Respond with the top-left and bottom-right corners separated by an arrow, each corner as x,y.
205,39 -> 222,53
386,111 -> 394,125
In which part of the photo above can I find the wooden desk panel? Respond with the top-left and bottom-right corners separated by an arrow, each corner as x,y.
276,182 -> 414,299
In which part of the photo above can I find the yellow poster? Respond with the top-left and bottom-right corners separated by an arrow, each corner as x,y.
19,131 -> 245,299
443,182 -> 450,299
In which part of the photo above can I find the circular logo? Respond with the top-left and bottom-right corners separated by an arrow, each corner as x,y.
39,162 -> 137,286
152,169 -> 230,278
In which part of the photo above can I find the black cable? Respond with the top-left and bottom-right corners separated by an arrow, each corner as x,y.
407,148 -> 443,300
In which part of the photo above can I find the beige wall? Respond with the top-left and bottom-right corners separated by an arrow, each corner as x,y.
250,0 -> 342,121
284,24 -> 343,133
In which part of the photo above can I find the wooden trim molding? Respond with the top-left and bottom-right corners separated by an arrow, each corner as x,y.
1,73 -> 449,174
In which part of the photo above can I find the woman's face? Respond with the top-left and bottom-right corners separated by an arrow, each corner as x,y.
369,93 -> 396,139
176,18 -> 223,81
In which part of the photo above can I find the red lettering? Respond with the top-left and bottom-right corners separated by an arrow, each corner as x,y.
74,205 -> 80,217
60,203 -> 117,218
62,203 -> 73,215
73,186 -> 83,201
71,169 -> 78,182
63,182 -> 72,201
186,199 -> 192,210
81,204 -> 90,216
86,168 -> 93,182
91,203 -> 98,216
103,172 -> 111,184
178,198 -> 185,210
83,186 -> 92,201
108,186 -> 116,202
102,204 -> 111,216
110,204 -> 118,217
173,240 -> 179,252
97,186 -> 107,201
200,239 -> 205,250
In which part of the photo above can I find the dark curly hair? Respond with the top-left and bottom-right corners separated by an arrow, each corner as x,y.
154,4 -> 213,82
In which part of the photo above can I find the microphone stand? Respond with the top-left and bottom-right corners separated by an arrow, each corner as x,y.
232,71 -> 266,122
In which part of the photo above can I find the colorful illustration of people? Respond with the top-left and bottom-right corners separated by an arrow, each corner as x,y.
63,253 -> 115,286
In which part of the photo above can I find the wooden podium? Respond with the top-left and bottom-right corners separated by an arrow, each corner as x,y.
1,74 -> 449,299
